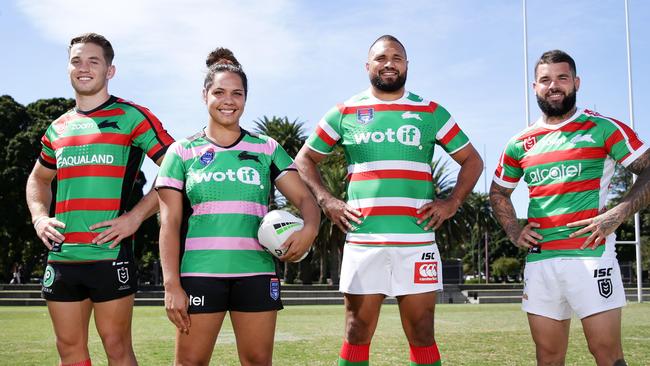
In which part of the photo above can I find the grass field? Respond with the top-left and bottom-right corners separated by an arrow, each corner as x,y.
0,303 -> 648,365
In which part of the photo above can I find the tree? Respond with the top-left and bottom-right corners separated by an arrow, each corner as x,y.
0,96 -> 75,281
491,257 -> 521,282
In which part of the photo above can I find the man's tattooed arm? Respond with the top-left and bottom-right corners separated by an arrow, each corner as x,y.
568,150 -> 650,249
618,149 -> 650,218
489,182 -> 521,243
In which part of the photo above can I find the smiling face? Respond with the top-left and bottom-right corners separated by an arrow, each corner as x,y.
534,62 -> 580,119
366,39 -> 408,94
67,42 -> 115,97
203,71 -> 246,129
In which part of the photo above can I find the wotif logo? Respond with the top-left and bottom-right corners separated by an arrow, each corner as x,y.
353,125 -> 421,146
191,167 -> 261,185
527,163 -> 582,183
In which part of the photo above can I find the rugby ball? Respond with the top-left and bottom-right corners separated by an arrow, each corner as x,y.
258,210 -> 308,262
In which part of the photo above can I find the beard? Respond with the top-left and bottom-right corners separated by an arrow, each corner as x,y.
536,89 -> 577,117
371,69 -> 407,92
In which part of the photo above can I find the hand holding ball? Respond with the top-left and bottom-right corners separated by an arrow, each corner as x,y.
258,210 -> 309,262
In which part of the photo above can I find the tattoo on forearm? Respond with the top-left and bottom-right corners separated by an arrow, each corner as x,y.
621,150 -> 650,219
489,183 -> 521,242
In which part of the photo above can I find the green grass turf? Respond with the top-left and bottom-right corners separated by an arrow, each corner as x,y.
0,303 -> 648,365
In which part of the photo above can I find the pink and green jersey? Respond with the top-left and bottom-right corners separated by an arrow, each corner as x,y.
306,89 -> 470,246
155,129 -> 296,278
493,108 -> 648,262
39,96 -> 174,263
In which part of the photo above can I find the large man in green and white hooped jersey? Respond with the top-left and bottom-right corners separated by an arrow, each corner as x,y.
490,50 -> 650,366
296,35 -> 483,366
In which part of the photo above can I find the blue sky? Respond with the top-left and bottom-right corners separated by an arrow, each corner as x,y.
2,0 -> 649,217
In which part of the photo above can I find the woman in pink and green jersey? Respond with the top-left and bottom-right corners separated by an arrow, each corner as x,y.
156,54 -> 319,366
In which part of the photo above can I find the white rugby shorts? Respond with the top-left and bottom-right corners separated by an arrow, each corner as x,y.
339,243 -> 443,297
522,256 -> 626,320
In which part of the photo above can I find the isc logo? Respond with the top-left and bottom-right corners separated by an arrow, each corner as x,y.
593,268 -> 613,278
421,252 -> 436,260
189,294 -> 205,307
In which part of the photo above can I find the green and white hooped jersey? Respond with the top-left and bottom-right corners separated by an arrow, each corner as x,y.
306,89 -> 470,246
38,96 -> 174,263
155,129 -> 296,278
493,108 -> 648,262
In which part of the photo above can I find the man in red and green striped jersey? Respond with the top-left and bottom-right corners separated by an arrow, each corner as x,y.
296,35 -> 483,366
490,50 -> 650,366
26,33 -> 174,366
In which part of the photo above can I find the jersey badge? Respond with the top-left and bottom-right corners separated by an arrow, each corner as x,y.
401,111 -> 422,121
269,278 -> 280,300
97,120 -> 120,130
570,134 -> 595,145
522,136 -> 537,152
238,151 -> 260,163
356,108 -> 374,125
54,120 -> 68,135
200,149 -> 215,166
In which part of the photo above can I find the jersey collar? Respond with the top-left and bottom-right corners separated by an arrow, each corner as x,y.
533,107 -> 583,130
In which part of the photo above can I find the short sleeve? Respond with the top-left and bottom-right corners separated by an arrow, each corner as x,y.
154,141 -> 186,191
305,105 -> 343,155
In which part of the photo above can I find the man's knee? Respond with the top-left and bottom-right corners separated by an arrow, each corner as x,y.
176,354 -> 210,366
100,332 -> 133,360
55,333 -> 87,358
534,341 -> 567,366
535,350 -> 565,366
405,320 -> 434,346
239,350 -> 272,366
345,316 -> 374,344
587,339 -> 624,365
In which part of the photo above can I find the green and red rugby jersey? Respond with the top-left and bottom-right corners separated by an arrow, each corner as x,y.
155,129 -> 296,278
306,89 -> 470,246
493,108 -> 648,262
38,96 -> 174,263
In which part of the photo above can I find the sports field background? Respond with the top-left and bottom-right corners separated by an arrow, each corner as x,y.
1,303 -> 648,365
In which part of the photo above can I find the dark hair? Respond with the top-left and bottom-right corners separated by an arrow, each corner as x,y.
204,64 -> 248,98
369,34 -> 407,58
535,50 -> 577,77
69,33 -> 114,65
206,47 -> 241,68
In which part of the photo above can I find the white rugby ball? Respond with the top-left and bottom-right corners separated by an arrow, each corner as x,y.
258,210 -> 308,262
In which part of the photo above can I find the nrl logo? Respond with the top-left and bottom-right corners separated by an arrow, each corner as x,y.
117,267 -> 129,284
598,278 -> 613,298
523,136 -> 536,152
